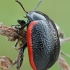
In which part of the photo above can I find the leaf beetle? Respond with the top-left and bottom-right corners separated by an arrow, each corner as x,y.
12,0 -> 60,70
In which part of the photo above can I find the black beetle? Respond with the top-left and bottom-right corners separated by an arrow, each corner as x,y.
13,0 -> 60,70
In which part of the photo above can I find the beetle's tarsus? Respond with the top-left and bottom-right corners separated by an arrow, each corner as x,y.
11,24 -> 20,32
11,24 -> 21,31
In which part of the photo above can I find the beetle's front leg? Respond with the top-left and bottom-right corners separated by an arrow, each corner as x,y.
11,19 -> 26,31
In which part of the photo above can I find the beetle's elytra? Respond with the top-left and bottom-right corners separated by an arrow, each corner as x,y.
11,0 -> 60,70
27,20 -> 60,70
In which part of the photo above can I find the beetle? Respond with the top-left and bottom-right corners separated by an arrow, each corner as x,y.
12,0 -> 60,70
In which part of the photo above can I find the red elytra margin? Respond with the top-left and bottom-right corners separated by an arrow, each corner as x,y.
26,21 -> 37,70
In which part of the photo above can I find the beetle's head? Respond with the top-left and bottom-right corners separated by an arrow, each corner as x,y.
14,0 -> 43,30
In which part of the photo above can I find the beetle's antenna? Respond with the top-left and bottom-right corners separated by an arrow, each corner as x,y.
15,0 -> 28,13
33,0 -> 43,11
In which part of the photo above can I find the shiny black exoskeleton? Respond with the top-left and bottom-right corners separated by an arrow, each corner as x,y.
13,0 -> 60,70
18,11 -> 55,29
16,11 -> 60,70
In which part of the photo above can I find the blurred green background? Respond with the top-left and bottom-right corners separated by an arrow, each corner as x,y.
0,0 -> 70,70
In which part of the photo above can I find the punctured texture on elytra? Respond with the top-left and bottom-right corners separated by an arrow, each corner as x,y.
26,20 -> 60,70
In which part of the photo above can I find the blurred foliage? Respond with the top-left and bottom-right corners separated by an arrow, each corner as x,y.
0,0 -> 70,70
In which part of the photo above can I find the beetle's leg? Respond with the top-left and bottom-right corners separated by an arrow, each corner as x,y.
55,23 -> 65,39
13,39 -> 21,50
11,24 -> 21,30
13,43 -> 27,64
61,51 -> 70,57
16,48 -> 24,70
17,19 -> 28,30
11,19 -> 24,30
11,19 -> 27,30
13,44 -> 26,64
16,43 -> 26,70
17,19 -> 25,26
13,43 -> 27,70
14,40 -> 27,50
14,39 -> 20,49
